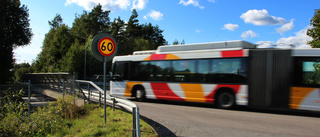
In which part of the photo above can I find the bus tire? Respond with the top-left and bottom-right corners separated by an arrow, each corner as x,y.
216,89 -> 235,109
134,87 -> 146,101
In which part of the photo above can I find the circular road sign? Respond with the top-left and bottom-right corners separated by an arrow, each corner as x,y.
98,37 -> 116,56
91,33 -> 117,62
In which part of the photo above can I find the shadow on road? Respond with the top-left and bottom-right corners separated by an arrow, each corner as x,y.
140,116 -> 177,137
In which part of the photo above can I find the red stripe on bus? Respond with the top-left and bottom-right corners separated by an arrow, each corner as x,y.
205,85 -> 241,103
221,50 -> 244,57
150,83 -> 185,101
149,54 -> 167,60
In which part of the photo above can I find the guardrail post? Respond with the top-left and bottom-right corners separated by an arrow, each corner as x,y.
63,79 -> 65,101
73,72 -> 76,104
132,107 -> 137,137
28,80 -> 31,117
99,91 -> 101,107
112,97 -> 115,112
132,107 -> 141,137
136,107 -> 141,137
88,83 -> 90,103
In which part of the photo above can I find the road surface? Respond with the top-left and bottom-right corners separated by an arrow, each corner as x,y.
134,100 -> 320,137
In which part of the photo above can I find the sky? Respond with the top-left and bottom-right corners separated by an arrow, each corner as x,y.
15,0 -> 320,64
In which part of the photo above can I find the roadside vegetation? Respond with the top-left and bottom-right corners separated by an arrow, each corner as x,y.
0,90 -> 157,137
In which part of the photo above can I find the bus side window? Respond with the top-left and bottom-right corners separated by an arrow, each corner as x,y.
172,60 -> 196,82
210,58 -> 247,84
196,60 -> 210,82
294,58 -> 320,86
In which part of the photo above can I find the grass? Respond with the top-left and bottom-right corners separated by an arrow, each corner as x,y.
52,105 -> 157,137
0,90 -> 157,137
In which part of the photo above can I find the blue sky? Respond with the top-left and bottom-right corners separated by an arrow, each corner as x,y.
15,0 -> 320,64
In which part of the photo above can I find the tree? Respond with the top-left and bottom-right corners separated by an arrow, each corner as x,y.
141,23 -> 166,47
307,9 -> 320,48
35,15 -> 74,72
71,4 -> 111,43
173,39 -> 179,45
126,9 -> 141,38
32,7 -> 167,79
0,0 -> 33,83
49,14 -> 63,29
13,62 -> 31,83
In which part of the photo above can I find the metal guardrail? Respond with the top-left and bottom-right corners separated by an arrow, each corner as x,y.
23,73 -> 141,137
75,80 -> 141,137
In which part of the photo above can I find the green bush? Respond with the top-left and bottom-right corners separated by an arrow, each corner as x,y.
0,90 -> 28,136
0,91 -> 75,137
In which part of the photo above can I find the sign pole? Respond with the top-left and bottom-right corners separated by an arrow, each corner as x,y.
91,33 -> 117,124
104,56 -> 107,124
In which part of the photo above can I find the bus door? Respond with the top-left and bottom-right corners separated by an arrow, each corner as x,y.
111,61 -> 130,97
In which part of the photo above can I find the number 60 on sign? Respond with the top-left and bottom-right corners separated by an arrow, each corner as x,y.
98,37 -> 116,56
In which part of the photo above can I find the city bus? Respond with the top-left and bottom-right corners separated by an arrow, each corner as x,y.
110,40 -> 320,111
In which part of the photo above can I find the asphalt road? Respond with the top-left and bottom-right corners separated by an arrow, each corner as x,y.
134,100 -> 320,137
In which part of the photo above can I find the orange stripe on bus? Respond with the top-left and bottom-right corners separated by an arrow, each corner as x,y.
180,84 -> 206,103
144,54 -> 180,60
290,87 -> 315,109
165,54 -> 180,60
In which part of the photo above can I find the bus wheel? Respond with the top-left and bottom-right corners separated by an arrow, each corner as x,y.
216,90 -> 235,109
135,87 -> 146,101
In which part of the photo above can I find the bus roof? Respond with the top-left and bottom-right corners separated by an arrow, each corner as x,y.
156,40 -> 256,53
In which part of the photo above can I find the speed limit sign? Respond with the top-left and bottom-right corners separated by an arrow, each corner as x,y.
91,33 -> 117,62
98,37 -> 116,56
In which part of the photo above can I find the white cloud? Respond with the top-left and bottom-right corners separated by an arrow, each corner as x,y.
65,0 -> 148,11
145,10 -> 163,21
276,19 -> 295,35
240,9 -> 287,26
241,30 -> 258,39
132,0 -> 148,10
276,26 -> 312,48
222,23 -> 239,31
179,0 -> 204,9
13,34 -> 43,64
208,0 -> 215,3
195,29 -> 201,33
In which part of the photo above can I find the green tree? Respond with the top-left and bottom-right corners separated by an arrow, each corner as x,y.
71,4 -> 111,43
49,13 -> 63,29
110,17 -> 125,39
117,10 -> 166,55
173,39 -> 179,45
35,14 -> 73,72
141,23 -> 166,47
126,9 -> 141,38
307,9 -> 320,48
12,62 -> 32,82
32,7 -> 167,79
0,0 -> 32,83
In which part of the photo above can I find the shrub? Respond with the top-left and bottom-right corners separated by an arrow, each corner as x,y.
0,91 -> 77,137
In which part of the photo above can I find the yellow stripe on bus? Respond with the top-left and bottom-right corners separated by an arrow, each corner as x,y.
290,87 -> 315,109
165,54 -> 180,60
180,84 -> 206,103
